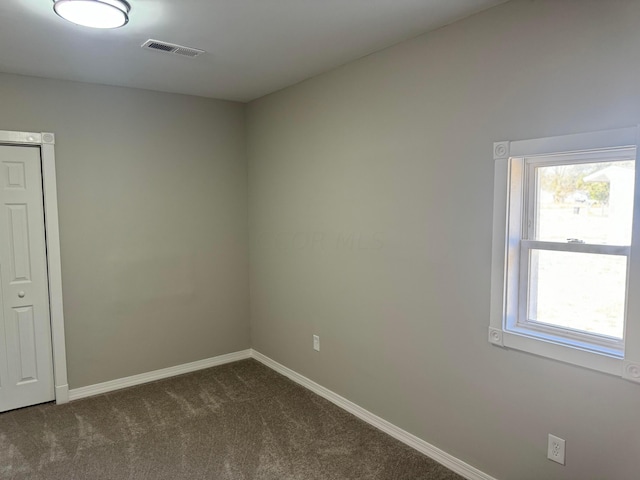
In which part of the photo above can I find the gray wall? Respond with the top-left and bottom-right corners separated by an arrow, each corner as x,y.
0,73 -> 249,389
247,1 -> 640,479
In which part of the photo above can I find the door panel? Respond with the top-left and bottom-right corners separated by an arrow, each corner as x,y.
8,204 -> 32,282
4,162 -> 26,189
0,145 -> 54,412
15,306 -> 38,384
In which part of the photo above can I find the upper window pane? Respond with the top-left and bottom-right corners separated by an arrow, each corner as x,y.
533,160 -> 635,245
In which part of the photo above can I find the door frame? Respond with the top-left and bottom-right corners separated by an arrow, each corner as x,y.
0,130 -> 68,404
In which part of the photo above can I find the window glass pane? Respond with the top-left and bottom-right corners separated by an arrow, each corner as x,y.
534,160 -> 635,245
527,250 -> 626,339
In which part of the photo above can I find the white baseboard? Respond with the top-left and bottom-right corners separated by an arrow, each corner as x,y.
250,349 -> 497,480
68,349 -> 252,401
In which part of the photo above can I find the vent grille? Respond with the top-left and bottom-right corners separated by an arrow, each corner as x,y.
174,47 -> 201,58
141,39 -> 204,58
147,42 -> 174,52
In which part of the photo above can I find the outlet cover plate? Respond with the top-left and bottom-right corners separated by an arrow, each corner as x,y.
313,335 -> 320,352
547,434 -> 566,465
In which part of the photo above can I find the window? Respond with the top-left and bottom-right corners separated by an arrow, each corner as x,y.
490,127 -> 640,382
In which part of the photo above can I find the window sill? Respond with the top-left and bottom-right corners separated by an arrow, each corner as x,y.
489,327 -> 622,375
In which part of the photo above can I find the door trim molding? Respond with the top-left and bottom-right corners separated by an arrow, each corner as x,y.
0,131 -> 69,404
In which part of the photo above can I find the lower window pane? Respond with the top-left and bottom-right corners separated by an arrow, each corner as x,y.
527,250 -> 627,339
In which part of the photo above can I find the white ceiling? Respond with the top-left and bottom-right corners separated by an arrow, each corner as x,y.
0,1 -> 505,102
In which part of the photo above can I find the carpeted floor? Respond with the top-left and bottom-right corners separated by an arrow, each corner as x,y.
0,359 -> 464,479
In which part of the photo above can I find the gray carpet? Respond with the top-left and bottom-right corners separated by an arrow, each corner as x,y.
0,359 -> 464,479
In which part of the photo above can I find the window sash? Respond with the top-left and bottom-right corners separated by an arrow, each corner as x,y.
515,242 -> 627,355
523,149 -> 636,244
520,240 -> 629,256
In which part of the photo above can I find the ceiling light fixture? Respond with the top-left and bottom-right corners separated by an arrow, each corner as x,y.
53,0 -> 131,29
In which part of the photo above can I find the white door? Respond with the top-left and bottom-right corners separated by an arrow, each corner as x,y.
0,144 -> 54,412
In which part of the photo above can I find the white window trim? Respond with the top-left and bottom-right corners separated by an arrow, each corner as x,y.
489,126 -> 640,382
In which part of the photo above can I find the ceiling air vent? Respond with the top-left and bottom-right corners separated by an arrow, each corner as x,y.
141,39 -> 204,58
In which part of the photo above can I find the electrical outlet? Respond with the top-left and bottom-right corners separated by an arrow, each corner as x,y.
547,434 -> 566,465
313,335 -> 320,351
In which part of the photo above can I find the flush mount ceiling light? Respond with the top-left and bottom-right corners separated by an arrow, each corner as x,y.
53,0 -> 131,29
